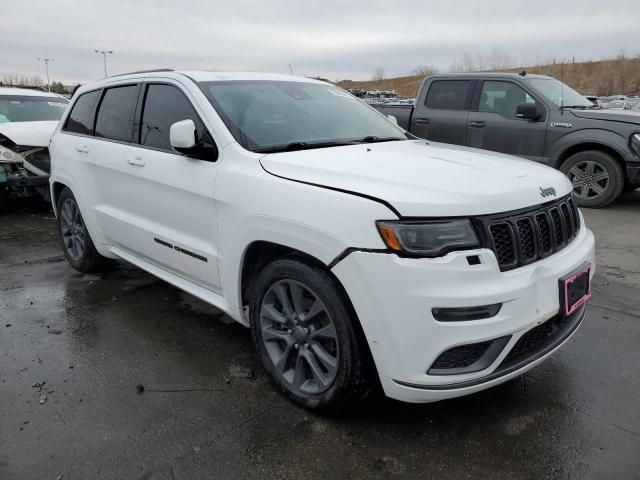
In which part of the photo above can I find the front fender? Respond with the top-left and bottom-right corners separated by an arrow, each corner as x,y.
548,128 -> 631,168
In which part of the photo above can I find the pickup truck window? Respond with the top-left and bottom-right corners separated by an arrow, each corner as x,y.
478,81 -> 535,120
199,81 -> 407,152
425,80 -> 471,111
527,78 -> 593,108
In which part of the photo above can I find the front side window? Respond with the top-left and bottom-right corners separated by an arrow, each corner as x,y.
527,78 -> 593,108
0,95 -> 68,123
478,81 -> 536,119
95,85 -> 139,142
138,84 -> 207,151
64,90 -> 101,135
198,80 -> 407,152
425,80 -> 471,111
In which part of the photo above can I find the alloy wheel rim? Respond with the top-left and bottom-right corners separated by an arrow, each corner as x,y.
60,198 -> 86,261
568,160 -> 610,200
259,279 -> 339,395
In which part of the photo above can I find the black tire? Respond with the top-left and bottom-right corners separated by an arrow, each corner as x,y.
249,255 -> 374,413
56,187 -> 109,273
560,150 -> 625,208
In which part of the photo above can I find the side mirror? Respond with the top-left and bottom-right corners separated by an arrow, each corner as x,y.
387,114 -> 398,125
169,119 -> 218,161
170,119 -> 197,151
516,103 -> 542,121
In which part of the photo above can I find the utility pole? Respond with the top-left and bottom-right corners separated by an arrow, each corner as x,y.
37,58 -> 53,92
94,50 -> 114,77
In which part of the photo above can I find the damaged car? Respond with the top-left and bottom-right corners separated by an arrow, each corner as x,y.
0,87 -> 68,206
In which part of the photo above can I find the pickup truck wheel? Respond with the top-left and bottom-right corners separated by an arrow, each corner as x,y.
56,187 -> 109,273
250,257 -> 373,413
560,151 -> 624,208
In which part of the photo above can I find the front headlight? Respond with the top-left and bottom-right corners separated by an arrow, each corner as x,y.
631,133 -> 640,156
0,144 -> 25,163
376,219 -> 480,257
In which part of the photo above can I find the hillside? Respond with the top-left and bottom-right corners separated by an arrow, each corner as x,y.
338,57 -> 640,97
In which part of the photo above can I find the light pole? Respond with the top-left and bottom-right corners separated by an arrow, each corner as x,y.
37,58 -> 54,92
94,50 -> 114,77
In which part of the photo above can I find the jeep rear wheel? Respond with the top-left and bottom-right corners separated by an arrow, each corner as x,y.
560,150 -> 624,208
56,187 -> 110,273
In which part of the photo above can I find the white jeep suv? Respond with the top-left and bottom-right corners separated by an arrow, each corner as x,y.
49,70 -> 595,412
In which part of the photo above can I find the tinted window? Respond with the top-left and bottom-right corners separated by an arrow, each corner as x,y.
139,84 -> 206,151
479,81 -> 536,119
64,90 -> 100,135
95,85 -> 139,142
425,80 -> 471,110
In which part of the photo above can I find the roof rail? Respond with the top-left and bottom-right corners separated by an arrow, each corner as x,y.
109,68 -> 174,78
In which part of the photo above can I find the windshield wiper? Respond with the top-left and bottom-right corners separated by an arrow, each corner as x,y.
254,141 -> 358,154
358,136 -> 405,143
560,105 -> 595,109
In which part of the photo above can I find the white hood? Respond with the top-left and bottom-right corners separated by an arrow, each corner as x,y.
260,140 -> 573,217
0,121 -> 58,147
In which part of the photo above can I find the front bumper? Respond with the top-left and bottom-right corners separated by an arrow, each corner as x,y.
626,162 -> 640,186
7,173 -> 49,188
332,222 -> 595,403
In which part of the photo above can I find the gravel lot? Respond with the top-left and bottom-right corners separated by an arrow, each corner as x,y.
1,192 -> 639,480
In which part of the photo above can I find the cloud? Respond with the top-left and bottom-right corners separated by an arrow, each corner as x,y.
1,0 -> 637,84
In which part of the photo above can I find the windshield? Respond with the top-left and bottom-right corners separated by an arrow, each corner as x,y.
526,78 -> 593,108
198,80 -> 408,152
0,95 -> 68,123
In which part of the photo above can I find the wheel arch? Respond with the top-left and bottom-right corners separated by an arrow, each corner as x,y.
553,141 -> 627,172
51,180 -> 70,215
239,240 -> 338,309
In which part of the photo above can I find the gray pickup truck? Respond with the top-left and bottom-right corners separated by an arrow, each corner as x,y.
373,73 -> 640,207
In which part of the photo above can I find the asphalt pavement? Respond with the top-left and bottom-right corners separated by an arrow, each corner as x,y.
1,192 -> 639,480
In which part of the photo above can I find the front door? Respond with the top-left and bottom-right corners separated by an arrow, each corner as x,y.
103,81 -> 221,292
466,80 -> 547,161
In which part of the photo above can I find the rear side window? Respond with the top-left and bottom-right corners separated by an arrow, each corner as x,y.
425,80 -> 471,110
138,84 -> 206,151
95,85 -> 139,142
64,90 -> 100,135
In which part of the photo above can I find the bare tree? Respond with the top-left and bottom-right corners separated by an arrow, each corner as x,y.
449,49 -> 515,73
371,67 -> 385,81
485,48 -> 515,70
412,64 -> 439,76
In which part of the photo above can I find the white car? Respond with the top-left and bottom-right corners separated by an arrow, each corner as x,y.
0,87 -> 68,205
49,70 -> 595,412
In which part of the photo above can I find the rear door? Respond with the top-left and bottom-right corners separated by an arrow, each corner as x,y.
117,81 -> 221,292
88,83 -> 143,246
56,89 -> 104,238
466,80 -> 547,161
412,79 -> 473,145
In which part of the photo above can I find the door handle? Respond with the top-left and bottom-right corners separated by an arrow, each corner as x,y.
415,117 -> 430,124
127,157 -> 146,167
469,121 -> 486,128
75,145 -> 89,153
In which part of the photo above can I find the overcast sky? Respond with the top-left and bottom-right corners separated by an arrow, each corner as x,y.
2,0 -> 638,84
